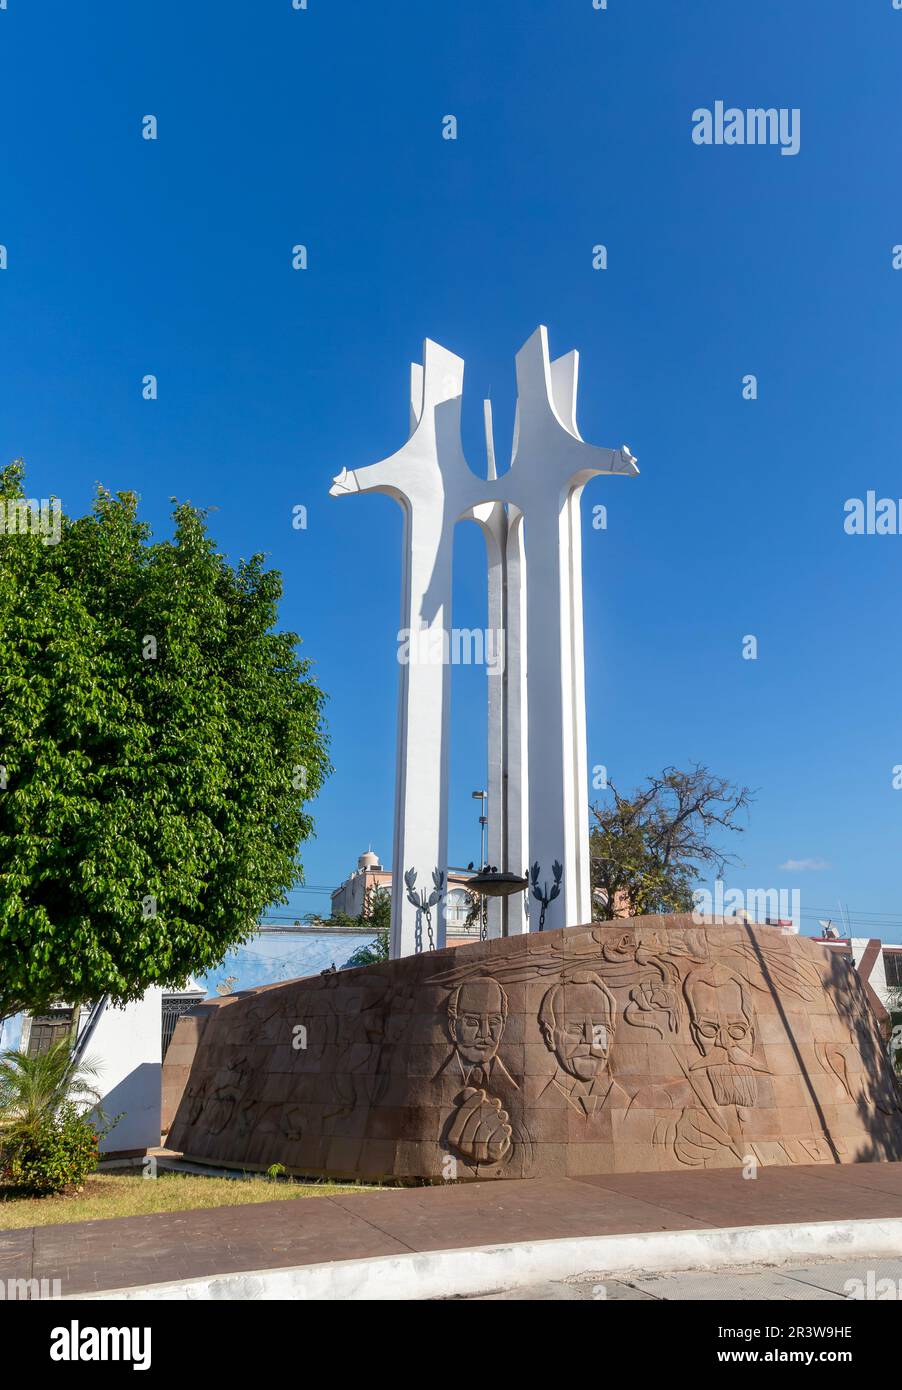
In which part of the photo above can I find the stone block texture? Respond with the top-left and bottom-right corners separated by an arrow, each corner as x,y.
165,917 -> 902,1180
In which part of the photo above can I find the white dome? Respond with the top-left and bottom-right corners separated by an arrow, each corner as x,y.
358,850 -> 380,870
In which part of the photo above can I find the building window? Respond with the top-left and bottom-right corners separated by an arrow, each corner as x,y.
444,888 -> 473,929
25,1009 -> 75,1057
883,952 -> 902,990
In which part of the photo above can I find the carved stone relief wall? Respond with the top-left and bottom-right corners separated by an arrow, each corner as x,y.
165,917 -> 902,1179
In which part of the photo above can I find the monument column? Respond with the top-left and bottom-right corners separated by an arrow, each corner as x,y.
331,326 -> 637,954
330,341 -> 468,957
506,328 -> 638,931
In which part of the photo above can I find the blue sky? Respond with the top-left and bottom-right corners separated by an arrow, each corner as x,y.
2,1 -> 901,941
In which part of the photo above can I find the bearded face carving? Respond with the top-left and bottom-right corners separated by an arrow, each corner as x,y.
683,965 -> 760,1108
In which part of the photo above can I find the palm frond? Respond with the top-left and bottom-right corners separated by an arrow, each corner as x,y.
0,1036 -> 102,1127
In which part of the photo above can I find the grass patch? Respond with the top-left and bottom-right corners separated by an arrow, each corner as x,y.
0,1168 -> 373,1229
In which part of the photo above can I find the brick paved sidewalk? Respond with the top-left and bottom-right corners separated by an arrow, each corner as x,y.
3,1163 -> 902,1298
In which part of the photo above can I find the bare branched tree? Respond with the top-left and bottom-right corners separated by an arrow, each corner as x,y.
590,764 -> 754,921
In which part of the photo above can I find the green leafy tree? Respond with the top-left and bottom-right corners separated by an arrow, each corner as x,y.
887,988 -> 902,1077
463,889 -> 484,934
341,886 -> 391,968
590,764 -> 752,920
0,461 -> 330,1019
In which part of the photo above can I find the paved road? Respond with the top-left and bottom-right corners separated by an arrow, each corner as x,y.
461,1258 -> 902,1300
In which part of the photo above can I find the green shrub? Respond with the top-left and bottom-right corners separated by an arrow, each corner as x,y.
0,1102 -> 102,1195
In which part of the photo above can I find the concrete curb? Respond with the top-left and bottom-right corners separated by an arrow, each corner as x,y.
77,1216 -> 902,1301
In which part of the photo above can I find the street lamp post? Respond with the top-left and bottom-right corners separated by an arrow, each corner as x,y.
471,789 -> 487,872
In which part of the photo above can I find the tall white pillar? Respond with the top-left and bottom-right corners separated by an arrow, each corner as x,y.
330,327 -> 637,955
330,342 -> 467,957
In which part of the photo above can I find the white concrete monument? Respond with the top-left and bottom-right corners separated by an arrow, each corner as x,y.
330,327 -> 637,958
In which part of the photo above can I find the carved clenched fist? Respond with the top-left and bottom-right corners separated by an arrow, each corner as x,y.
447,1086 -> 513,1166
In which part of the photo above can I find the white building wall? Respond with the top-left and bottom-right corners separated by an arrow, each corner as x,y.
331,872 -> 370,918
850,938 -> 890,1008
85,989 -> 162,1153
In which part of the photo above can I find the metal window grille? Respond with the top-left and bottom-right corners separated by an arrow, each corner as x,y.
161,996 -> 202,1059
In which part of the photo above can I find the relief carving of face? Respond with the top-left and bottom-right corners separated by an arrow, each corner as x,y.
447,978 -> 507,1067
684,966 -> 760,1107
539,974 -> 616,1083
